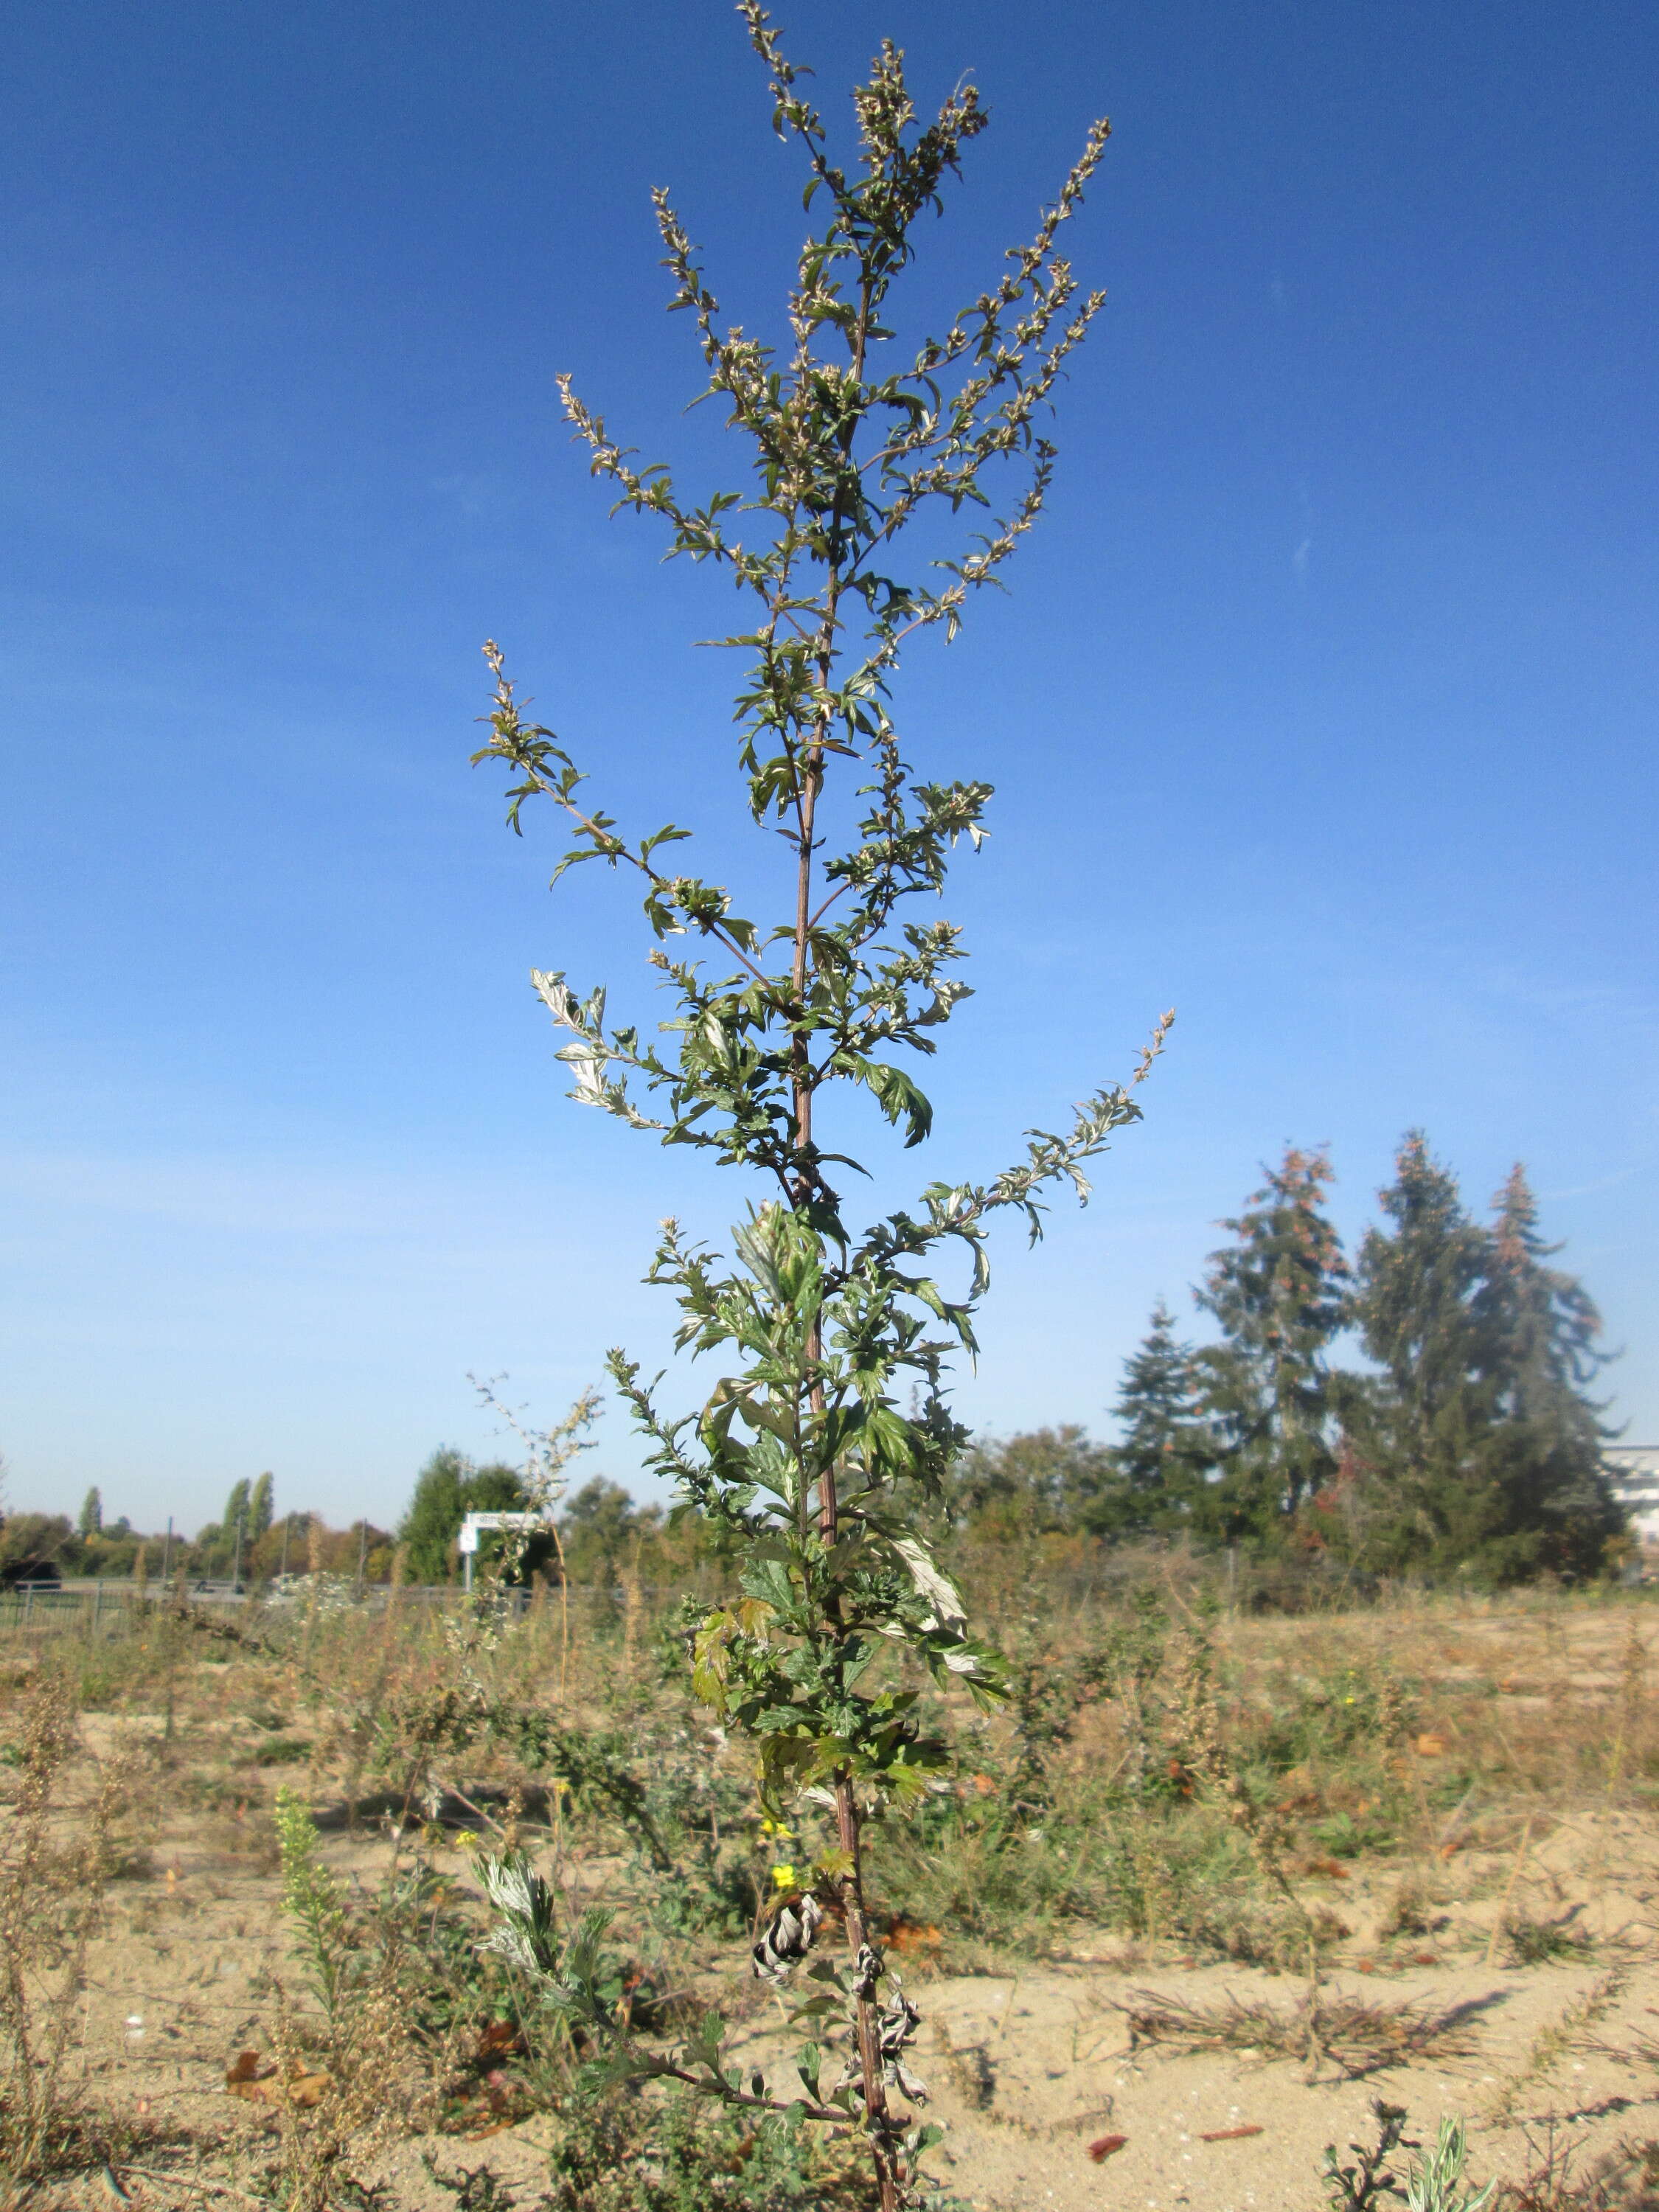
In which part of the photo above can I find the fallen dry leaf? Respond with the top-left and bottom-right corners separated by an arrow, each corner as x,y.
886,1919 -> 944,1955
224,2052 -> 330,2109
225,2051 -> 272,2096
474,2019 -> 521,2062
1415,1734 -> 1447,1756
1088,2135 -> 1129,2163
1201,2125 -> 1265,2142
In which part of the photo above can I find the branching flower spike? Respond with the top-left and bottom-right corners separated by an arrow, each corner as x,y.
473,10 -> 1158,2206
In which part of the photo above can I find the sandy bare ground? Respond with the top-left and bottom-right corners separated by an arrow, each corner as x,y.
66,1756 -> 1659,2212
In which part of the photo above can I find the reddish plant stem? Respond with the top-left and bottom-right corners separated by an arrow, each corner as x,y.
783,276 -> 901,2211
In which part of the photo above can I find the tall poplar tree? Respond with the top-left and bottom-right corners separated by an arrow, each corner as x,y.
248,1471 -> 274,1543
1194,1146 -> 1349,1545
221,1476 -> 250,1538
77,1486 -> 102,1539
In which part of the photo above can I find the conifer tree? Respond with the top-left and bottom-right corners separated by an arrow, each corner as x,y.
1096,1296 -> 1207,1537
1341,1132 -> 1489,1568
248,1471 -> 274,1543
1194,1146 -> 1349,1545
1354,1135 -> 1486,1439
77,1486 -> 102,1539
1344,1145 -> 1624,1582
1464,1165 -> 1622,1581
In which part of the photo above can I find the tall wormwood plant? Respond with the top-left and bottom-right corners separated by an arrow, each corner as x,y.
475,10 -> 1164,2202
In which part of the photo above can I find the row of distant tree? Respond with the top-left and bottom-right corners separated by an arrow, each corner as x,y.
397,1127 -> 1627,1590
0,1453 -> 653,1589
955,1133 -> 1625,1583
0,1475 -> 399,1586
2,1133 -> 1628,1590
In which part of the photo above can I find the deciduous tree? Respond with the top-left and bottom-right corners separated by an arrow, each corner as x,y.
397,1449 -> 532,1585
220,1478 -> 250,1543
947,1425 -> 1116,1537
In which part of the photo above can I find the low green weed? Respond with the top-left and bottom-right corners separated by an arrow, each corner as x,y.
540,2090 -> 884,2212
1501,1910 -> 1594,1966
247,1733 -> 313,1767
275,1783 -> 351,2017
1312,1809 -> 1401,1859
1259,1665 -> 1417,1770
1324,2107 -> 1496,2212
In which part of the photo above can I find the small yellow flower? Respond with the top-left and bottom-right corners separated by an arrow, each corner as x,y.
759,1817 -> 794,1840
770,1862 -> 799,1891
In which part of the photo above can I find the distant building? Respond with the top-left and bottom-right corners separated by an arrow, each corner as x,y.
1605,1445 -> 1659,1547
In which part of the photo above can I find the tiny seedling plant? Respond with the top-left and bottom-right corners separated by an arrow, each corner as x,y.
474,8 -> 1165,2203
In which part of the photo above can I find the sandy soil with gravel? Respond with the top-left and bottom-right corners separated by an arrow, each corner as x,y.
64,1726 -> 1659,2212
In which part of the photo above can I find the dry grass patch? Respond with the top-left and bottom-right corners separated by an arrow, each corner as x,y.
1113,1980 -> 1509,2079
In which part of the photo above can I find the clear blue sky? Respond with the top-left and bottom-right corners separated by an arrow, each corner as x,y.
2,0 -> 1655,1537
